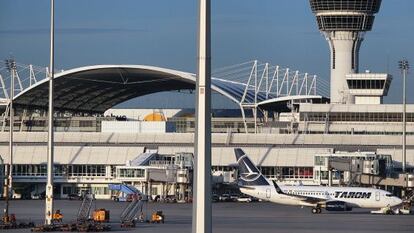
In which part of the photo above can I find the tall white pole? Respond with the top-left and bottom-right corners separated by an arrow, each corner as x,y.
8,62 -> 14,193
192,0 -> 211,232
399,59 -> 409,174
45,0 -> 55,225
402,67 -> 406,174
3,59 -> 15,221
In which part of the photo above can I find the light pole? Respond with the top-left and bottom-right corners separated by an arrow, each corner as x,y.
192,0 -> 211,233
398,59 -> 409,174
45,0 -> 55,225
4,58 -> 16,222
5,59 -> 15,190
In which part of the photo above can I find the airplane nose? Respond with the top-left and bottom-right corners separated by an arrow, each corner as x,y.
394,197 -> 403,206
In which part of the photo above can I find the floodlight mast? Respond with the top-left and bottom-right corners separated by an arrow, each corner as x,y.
4,58 -> 16,222
45,0 -> 55,225
398,59 -> 409,174
5,59 -> 15,191
192,0 -> 212,233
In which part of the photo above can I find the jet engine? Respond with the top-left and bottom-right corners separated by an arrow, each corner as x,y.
325,201 -> 352,211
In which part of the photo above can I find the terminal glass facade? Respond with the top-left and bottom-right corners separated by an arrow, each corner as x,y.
118,168 -> 145,178
12,164 -> 106,177
301,112 -> 414,123
67,165 -> 106,177
213,166 -> 314,180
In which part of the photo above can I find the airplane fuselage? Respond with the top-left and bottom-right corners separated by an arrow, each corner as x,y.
240,183 -> 402,209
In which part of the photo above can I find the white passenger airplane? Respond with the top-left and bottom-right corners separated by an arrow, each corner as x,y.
234,148 -> 403,214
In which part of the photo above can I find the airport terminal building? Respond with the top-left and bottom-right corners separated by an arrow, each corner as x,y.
0,0 -> 413,200
0,64 -> 412,199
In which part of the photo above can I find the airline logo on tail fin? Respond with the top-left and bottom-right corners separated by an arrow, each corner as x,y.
234,148 -> 269,186
240,160 -> 260,181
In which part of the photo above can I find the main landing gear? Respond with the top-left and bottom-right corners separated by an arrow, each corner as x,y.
311,207 -> 322,214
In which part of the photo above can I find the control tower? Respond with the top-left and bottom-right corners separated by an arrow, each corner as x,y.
309,0 -> 382,104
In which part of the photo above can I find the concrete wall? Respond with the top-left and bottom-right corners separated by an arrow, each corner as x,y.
0,132 -> 413,167
101,121 -> 166,133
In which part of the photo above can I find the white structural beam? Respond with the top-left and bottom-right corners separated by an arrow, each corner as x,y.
45,0 -> 55,225
14,70 -> 23,93
288,70 -> 299,96
0,74 -> 8,99
29,64 -> 38,86
192,0 -> 212,233
299,73 -> 308,95
241,60 -> 257,104
239,104 -> 248,134
257,63 -> 268,98
278,68 -> 289,96
268,65 -> 279,97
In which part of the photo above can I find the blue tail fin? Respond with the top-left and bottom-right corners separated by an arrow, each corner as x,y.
234,148 -> 270,186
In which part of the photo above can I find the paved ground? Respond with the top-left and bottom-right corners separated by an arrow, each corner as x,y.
1,200 -> 413,233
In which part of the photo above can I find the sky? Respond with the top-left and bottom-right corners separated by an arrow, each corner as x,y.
0,0 -> 413,108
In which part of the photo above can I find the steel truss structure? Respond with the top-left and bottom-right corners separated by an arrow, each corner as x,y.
0,62 -> 49,100
213,60 -> 329,133
0,61 -> 329,133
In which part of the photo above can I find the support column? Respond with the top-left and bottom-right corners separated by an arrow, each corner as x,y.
3,165 -> 10,221
45,0 -> 55,225
240,105 -> 248,134
148,181 -> 152,198
180,183 -> 186,201
192,0 -> 212,232
105,166 -> 111,178
8,72 -> 14,194
328,169 -> 333,187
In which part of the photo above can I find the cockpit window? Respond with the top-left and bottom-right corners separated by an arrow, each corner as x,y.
385,194 -> 393,197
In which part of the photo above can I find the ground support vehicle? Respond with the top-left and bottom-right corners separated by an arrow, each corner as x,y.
150,211 -> 165,224
0,214 -> 34,230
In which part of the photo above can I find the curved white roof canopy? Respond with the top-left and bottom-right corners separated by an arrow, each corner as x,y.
12,65 -> 256,113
